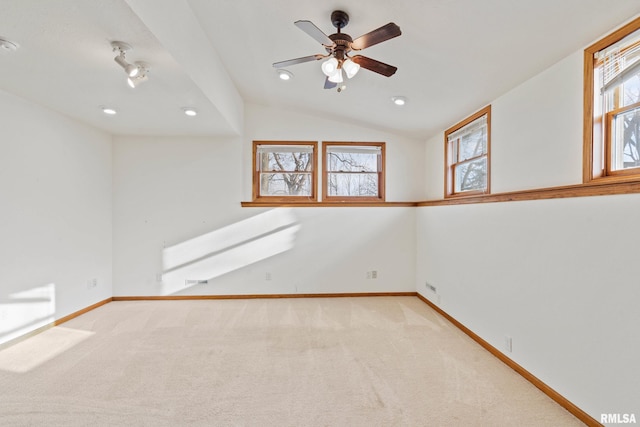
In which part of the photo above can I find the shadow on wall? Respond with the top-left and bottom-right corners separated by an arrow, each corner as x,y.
161,209 -> 300,295
0,283 -> 56,346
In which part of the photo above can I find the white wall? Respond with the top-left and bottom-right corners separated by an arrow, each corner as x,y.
0,90 -> 112,346
417,41 -> 640,420
245,103 -> 426,202
112,105 -> 423,296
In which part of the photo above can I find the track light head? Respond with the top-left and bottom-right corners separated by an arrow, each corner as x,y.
127,62 -> 149,88
111,41 -> 150,87
124,63 -> 139,77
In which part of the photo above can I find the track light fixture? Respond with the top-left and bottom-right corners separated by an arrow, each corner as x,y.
127,62 -> 149,88
111,41 -> 149,88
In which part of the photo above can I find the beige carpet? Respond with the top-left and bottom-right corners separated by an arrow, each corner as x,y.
0,297 -> 583,426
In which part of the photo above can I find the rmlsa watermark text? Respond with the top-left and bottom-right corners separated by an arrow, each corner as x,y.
601,413 -> 637,424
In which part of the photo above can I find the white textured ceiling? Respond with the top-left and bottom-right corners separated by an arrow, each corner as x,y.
1,0 -> 640,140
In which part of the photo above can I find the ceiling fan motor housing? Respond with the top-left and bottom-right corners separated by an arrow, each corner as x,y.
331,10 -> 349,30
327,33 -> 353,60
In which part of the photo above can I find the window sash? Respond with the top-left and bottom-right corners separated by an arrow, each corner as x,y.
256,150 -> 314,173
326,172 -> 380,197
326,152 -> 381,173
606,101 -> 640,173
259,172 -> 313,196
453,156 -> 487,193
445,106 -> 490,197
323,142 -> 385,200
253,141 -> 317,201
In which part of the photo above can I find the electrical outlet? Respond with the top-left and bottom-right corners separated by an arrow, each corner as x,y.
371,270 -> 377,279
426,282 -> 437,293
156,273 -> 163,282
505,336 -> 513,353
87,278 -> 97,289
265,272 -> 272,281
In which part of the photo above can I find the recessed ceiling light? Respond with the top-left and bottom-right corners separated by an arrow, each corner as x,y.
182,107 -> 197,117
391,96 -> 407,106
277,69 -> 294,81
100,106 -> 117,115
0,37 -> 18,53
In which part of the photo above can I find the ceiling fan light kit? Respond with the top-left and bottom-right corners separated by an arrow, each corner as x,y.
111,41 -> 149,88
273,10 -> 401,91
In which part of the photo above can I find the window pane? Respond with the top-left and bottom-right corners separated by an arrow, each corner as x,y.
327,173 -> 378,197
261,152 -> 312,172
611,106 -> 640,170
260,172 -> 312,196
458,127 -> 486,162
622,74 -> 640,107
327,152 -> 378,172
454,157 -> 487,192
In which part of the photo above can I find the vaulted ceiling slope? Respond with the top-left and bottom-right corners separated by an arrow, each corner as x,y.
1,0 -> 639,139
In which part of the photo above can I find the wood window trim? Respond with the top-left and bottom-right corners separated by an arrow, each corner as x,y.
444,105 -> 492,198
604,101 -> 640,177
322,141 -> 386,202
252,141 -> 318,203
583,16 -> 640,184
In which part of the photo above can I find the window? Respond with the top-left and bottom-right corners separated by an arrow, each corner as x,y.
323,142 -> 385,201
252,141 -> 317,201
584,16 -> 640,182
445,106 -> 491,197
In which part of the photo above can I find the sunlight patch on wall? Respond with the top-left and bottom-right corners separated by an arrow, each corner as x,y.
161,208 -> 300,294
0,283 -> 56,346
0,326 -> 94,373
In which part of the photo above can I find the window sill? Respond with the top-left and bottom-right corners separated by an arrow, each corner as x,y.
418,179 -> 640,206
241,201 -> 417,207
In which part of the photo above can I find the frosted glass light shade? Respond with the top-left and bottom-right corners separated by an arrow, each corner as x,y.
321,57 -> 339,76
342,59 -> 360,79
328,69 -> 343,83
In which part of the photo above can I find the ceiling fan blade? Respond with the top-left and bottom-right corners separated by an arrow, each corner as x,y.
351,23 -> 401,50
273,54 -> 325,68
294,20 -> 335,46
351,55 -> 398,77
324,77 -> 337,89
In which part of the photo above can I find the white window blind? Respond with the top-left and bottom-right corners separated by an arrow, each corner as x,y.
256,145 -> 314,154
447,115 -> 487,143
598,31 -> 640,93
325,145 -> 382,155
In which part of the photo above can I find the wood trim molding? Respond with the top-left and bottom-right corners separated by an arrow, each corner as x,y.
444,105 -> 492,198
54,297 -> 113,326
583,16 -> 640,184
252,141 -> 318,202
1,298 -> 113,351
417,179 -> 640,206
113,292 -> 418,301
415,294 -> 602,427
244,178 -> 640,208
241,201 -> 417,207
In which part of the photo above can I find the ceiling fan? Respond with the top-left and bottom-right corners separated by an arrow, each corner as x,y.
273,10 -> 401,90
